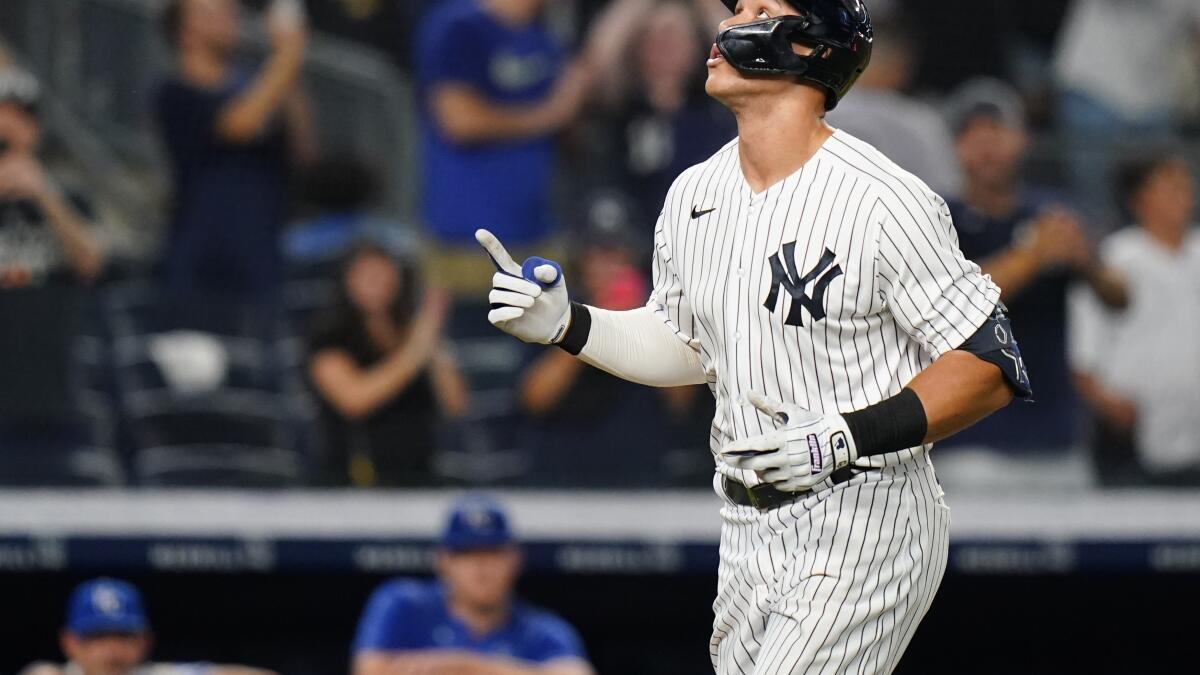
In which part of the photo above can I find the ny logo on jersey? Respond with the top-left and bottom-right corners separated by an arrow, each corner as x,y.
762,243 -> 844,327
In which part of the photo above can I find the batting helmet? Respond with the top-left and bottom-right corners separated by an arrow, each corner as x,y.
716,0 -> 873,110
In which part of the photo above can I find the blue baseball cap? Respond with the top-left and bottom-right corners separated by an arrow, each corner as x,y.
66,578 -> 148,636
440,496 -> 515,551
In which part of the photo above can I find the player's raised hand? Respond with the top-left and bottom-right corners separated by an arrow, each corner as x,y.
720,391 -> 859,492
476,229 -> 571,345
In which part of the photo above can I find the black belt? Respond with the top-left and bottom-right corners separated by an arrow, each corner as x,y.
723,467 -> 856,511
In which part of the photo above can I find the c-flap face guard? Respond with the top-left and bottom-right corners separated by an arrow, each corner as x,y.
716,16 -> 832,76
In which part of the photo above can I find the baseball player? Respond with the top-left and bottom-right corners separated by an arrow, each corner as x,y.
20,578 -> 276,675
478,1 -> 1031,674
353,496 -> 593,675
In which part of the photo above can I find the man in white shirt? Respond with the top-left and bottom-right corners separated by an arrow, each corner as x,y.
1069,152 -> 1200,486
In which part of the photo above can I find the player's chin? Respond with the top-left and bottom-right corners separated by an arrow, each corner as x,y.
705,68 -> 767,106
704,67 -> 741,101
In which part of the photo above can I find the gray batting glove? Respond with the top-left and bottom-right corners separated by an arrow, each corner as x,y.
720,391 -> 858,492
476,229 -> 571,344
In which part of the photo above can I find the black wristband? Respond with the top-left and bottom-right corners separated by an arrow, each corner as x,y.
842,387 -> 928,457
557,302 -> 591,355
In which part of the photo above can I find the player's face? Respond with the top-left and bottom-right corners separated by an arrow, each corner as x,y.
437,546 -> 522,611
61,631 -> 149,675
344,249 -> 401,317
705,1 -> 818,106
955,117 -> 1028,191
1134,159 -> 1195,230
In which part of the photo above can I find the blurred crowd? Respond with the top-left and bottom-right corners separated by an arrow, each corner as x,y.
0,0 -> 1199,489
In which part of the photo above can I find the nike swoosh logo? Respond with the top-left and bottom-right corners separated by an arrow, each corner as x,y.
691,206 -> 716,219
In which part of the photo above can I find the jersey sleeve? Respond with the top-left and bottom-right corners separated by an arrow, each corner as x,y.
352,581 -> 421,653
874,191 -> 1001,359
526,612 -> 589,663
647,212 -> 701,352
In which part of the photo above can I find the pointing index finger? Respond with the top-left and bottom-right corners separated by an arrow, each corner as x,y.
475,229 -> 522,276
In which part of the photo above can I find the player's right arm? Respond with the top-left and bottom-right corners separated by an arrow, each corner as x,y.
476,220 -> 706,388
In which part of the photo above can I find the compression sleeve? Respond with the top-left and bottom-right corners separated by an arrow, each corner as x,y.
570,305 -> 707,387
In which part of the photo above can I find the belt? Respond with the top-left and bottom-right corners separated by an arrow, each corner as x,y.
723,467 -> 856,511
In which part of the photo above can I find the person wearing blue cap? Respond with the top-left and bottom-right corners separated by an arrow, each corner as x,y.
353,497 -> 593,675
20,577 -> 275,675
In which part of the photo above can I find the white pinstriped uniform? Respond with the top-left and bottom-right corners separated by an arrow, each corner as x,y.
647,129 -> 1001,674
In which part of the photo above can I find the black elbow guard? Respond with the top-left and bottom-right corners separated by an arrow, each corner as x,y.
959,304 -> 1033,401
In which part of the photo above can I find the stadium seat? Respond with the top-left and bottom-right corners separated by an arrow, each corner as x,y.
100,285 -> 307,487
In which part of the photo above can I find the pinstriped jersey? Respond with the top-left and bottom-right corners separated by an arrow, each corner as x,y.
647,129 -> 1001,486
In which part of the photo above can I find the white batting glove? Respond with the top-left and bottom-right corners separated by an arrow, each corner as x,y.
476,229 -> 571,344
720,391 -> 858,492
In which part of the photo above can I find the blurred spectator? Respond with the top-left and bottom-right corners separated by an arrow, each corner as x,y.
826,18 -> 962,197
415,0 -> 589,246
1070,153 -> 1200,486
352,496 -> 592,675
307,244 -> 468,487
517,193 -> 653,484
156,0 -> 316,299
584,0 -> 735,226
516,191 -> 712,486
0,66 -> 108,461
283,155 -> 413,268
0,67 -> 105,287
940,78 -> 1126,453
1054,0 -> 1200,223
20,577 -> 275,675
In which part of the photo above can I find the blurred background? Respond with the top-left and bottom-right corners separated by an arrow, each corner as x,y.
1,0 -> 1199,673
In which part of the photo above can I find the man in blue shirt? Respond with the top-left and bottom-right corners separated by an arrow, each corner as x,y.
940,79 -> 1127,452
414,0 -> 590,248
352,496 -> 592,675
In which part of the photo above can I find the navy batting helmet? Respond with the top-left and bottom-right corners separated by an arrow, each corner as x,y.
716,0 -> 873,110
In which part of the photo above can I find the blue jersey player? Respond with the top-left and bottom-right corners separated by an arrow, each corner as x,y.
352,496 -> 593,675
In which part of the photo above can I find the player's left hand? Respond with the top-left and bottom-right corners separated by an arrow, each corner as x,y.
719,391 -> 858,492
476,228 -> 571,345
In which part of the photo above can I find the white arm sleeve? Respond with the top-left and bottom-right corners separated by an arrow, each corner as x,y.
577,305 -> 707,387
